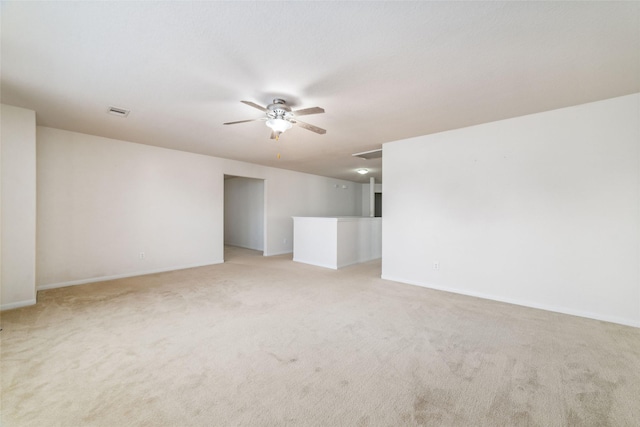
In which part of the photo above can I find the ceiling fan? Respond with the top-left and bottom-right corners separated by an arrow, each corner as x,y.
224,98 -> 326,140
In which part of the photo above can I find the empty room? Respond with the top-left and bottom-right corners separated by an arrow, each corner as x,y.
1,1 -> 639,426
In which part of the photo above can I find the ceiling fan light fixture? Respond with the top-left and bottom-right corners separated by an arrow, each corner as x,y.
357,168 -> 369,175
266,118 -> 292,134
225,99 -> 325,139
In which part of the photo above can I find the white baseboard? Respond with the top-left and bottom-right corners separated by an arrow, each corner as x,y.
292,258 -> 337,270
338,256 -> 382,269
292,257 -> 380,270
265,250 -> 293,257
225,243 -> 264,252
380,275 -> 640,329
337,261 -> 359,269
1,298 -> 37,311
37,260 -> 224,291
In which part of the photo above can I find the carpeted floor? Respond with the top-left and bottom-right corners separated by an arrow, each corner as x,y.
1,246 -> 639,426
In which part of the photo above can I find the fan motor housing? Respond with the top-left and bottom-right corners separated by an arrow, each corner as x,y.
267,99 -> 293,120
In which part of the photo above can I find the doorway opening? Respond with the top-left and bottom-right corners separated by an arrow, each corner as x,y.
223,175 -> 265,260
374,192 -> 382,217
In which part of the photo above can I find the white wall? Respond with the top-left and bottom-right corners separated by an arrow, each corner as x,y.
293,217 -> 338,269
37,127 -> 223,288
293,217 -> 381,269
382,93 -> 640,327
36,126 -> 362,288
336,217 -> 382,268
262,168 -> 361,256
1,104 -> 37,310
361,182 -> 382,217
224,176 -> 264,251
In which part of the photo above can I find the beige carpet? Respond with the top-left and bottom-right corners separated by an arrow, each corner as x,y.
1,246 -> 639,426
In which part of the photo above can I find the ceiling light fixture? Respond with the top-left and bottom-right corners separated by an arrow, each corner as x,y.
357,169 -> 369,175
265,118 -> 293,139
225,99 -> 325,141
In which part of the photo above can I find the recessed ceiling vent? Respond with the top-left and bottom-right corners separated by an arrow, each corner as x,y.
107,106 -> 130,118
352,148 -> 382,160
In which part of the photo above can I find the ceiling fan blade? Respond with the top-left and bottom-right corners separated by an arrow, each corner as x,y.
223,118 -> 264,125
294,120 -> 326,135
241,100 -> 268,112
293,106 -> 324,117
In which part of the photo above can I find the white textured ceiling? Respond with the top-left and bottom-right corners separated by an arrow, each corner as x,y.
2,1 -> 638,183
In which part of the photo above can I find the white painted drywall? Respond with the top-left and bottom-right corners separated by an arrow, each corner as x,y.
224,177 -> 264,251
36,127 -> 362,288
36,127 -> 223,288
382,93 -> 640,327
1,104 -> 37,310
292,217 -> 338,269
293,217 -> 381,269
263,169 -> 361,256
361,182 -> 382,216
337,217 -> 382,267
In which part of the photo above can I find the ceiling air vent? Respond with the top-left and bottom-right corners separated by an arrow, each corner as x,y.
352,148 -> 382,160
107,106 -> 130,117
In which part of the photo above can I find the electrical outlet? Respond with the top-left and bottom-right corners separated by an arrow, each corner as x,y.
283,238 -> 288,244
433,261 -> 439,270
139,252 -> 145,260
